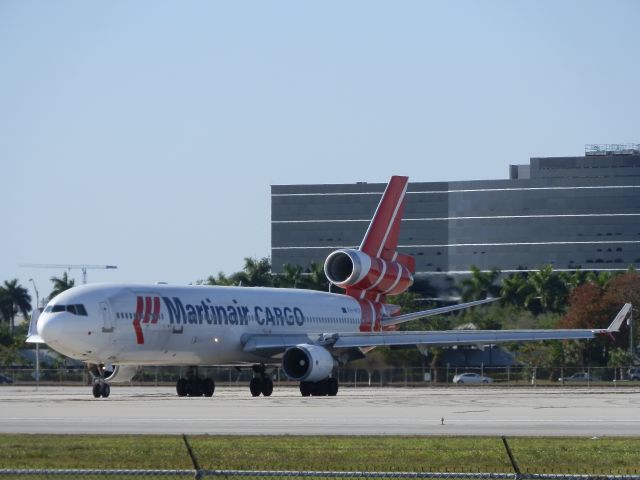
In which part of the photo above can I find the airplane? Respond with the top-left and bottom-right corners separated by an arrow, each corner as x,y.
27,176 -> 629,398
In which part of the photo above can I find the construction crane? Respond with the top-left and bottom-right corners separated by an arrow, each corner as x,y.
20,264 -> 118,284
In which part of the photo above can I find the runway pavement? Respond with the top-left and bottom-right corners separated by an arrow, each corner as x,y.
0,385 -> 639,436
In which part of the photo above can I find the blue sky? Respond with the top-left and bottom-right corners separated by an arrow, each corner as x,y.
2,1 -> 639,305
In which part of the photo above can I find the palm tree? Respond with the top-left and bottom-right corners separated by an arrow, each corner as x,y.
500,272 -> 531,307
280,264 -> 304,288
524,265 -> 567,314
585,271 -> 612,290
238,257 -> 273,287
49,272 -> 76,300
305,261 -> 329,291
460,265 -> 501,301
1,279 -> 32,335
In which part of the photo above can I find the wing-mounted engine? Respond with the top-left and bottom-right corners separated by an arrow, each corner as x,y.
282,344 -> 335,382
324,248 -> 413,297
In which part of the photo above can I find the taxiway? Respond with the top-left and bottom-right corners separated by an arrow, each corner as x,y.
1,386 -> 638,436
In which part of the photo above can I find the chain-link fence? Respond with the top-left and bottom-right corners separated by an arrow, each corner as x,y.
1,365 -> 638,388
1,436 -> 638,480
1,468 -> 639,479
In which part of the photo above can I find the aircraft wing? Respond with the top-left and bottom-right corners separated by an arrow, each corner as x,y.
242,303 -> 630,354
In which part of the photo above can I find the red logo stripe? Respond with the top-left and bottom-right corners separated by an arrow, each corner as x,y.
143,296 -> 152,324
133,296 -> 145,345
152,297 -> 160,324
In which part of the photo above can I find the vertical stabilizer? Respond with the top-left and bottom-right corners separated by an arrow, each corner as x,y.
359,176 -> 409,261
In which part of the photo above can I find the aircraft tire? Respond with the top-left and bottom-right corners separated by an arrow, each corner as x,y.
92,383 -> 102,398
327,377 -> 338,396
311,380 -> 328,396
249,377 -> 263,397
299,381 -> 312,397
176,378 -> 188,397
101,383 -> 111,398
203,378 -> 215,397
261,377 -> 273,397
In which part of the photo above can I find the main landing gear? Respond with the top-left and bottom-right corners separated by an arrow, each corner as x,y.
176,367 -> 215,397
249,364 -> 273,397
299,377 -> 339,397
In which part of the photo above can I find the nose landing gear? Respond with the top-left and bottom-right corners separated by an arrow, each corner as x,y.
88,364 -> 111,398
92,381 -> 111,398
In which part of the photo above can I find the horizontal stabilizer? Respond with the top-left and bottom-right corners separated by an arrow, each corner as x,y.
380,297 -> 501,328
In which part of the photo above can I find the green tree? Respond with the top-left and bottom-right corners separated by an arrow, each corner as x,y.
559,269 -> 587,291
305,261 -> 329,291
279,264 -> 304,288
200,272 -> 236,286
608,348 -> 634,380
235,257 -> 273,287
585,271 -> 613,290
49,272 -> 76,300
0,279 -> 32,335
500,272 -> 532,308
524,265 -> 568,314
459,265 -> 501,301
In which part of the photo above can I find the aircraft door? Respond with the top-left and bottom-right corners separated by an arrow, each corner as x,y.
100,301 -> 114,333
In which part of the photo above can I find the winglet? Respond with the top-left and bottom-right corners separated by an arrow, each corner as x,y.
606,303 -> 632,333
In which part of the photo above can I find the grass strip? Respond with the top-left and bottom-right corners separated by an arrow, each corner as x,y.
0,435 -> 638,474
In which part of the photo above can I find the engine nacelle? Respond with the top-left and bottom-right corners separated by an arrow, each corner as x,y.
282,344 -> 335,382
324,248 -> 413,295
104,365 -> 139,384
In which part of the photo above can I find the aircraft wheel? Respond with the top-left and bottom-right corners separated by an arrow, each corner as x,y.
249,377 -> 263,397
101,383 -> 111,398
299,381 -> 312,397
92,383 -> 102,398
261,377 -> 273,397
203,378 -> 215,397
176,378 -> 188,397
311,380 -> 328,396
327,377 -> 339,396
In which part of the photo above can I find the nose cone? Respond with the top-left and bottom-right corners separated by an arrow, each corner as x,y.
38,312 -> 90,359
37,313 -> 63,345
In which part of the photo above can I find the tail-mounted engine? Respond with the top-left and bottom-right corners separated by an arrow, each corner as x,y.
282,344 -> 335,382
324,248 -> 413,297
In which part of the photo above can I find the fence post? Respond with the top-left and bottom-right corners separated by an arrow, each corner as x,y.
502,436 -> 521,480
182,434 -> 202,480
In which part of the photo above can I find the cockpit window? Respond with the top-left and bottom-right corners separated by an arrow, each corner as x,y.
44,304 -> 88,316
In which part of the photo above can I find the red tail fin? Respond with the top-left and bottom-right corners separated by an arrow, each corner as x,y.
359,176 -> 408,261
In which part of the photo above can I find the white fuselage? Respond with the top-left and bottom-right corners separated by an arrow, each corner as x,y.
37,283 -> 363,366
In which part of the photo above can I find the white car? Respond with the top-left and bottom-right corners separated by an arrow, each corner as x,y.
558,372 -> 601,382
452,372 -> 493,385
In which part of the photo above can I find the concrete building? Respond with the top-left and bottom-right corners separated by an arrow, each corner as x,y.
271,144 -> 640,292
